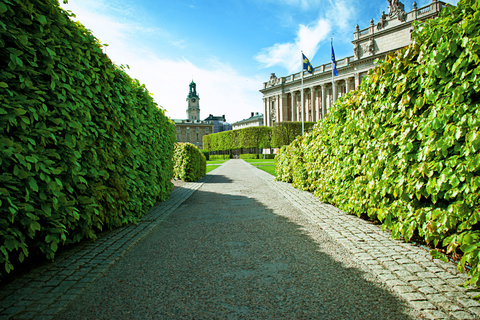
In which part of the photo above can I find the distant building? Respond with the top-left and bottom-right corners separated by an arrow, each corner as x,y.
173,81 -> 213,149
203,114 -> 232,133
259,0 -> 447,126
232,112 -> 264,130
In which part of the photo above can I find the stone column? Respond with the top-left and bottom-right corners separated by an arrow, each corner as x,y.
298,92 -> 302,121
315,87 -> 321,121
355,73 -> 360,89
321,84 -> 327,119
346,77 -> 352,93
310,88 -> 315,122
275,95 -> 280,124
290,92 -> 295,121
301,89 -> 306,122
263,98 -> 268,127
279,94 -> 285,123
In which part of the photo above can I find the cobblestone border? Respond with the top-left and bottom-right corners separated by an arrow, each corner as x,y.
252,165 -> 480,320
0,165 -> 226,320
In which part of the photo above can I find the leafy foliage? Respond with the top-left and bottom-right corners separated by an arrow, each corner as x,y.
276,0 -> 480,286
200,149 -> 209,161
209,154 -> 231,160
271,121 -> 316,148
239,154 -> 260,159
203,127 -> 272,152
173,143 -> 206,182
0,0 -> 176,276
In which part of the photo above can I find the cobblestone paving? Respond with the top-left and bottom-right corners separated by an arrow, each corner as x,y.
253,166 -> 480,320
1,159 -> 480,319
0,169 -> 218,320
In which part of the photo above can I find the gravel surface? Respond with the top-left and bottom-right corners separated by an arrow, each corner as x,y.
56,160 -> 421,319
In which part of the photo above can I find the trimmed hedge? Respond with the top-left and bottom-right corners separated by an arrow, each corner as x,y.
209,154 -> 231,160
239,154 -> 259,159
200,149 -> 209,161
203,127 -> 272,152
203,123 -> 315,153
0,0 -> 176,276
271,121 -> 316,148
173,143 -> 206,182
276,0 -> 480,287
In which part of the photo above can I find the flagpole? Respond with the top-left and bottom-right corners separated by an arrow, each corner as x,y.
331,37 -> 335,105
301,52 -> 305,135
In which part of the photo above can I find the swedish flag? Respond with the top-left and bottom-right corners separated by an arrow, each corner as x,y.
302,53 -> 313,74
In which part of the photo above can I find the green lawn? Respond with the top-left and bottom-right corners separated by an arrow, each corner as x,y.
206,159 -> 228,173
206,165 -> 220,173
243,159 -> 277,176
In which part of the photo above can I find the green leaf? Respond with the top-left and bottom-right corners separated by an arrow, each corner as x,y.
25,156 -> 37,163
460,244 -> 477,254
0,82 -> 8,88
37,15 -> 47,25
50,241 -> 58,252
28,178 -> 38,192
30,221 -> 41,233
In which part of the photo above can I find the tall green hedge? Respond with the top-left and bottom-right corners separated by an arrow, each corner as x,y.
276,0 -> 480,287
0,0 -> 176,276
271,121 -> 316,148
203,126 -> 272,152
173,143 -> 206,182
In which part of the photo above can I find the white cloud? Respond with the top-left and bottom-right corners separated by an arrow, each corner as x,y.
255,18 -> 331,74
124,54 -> 263,123
60,0 -> 262,123
255,0 -> 355,73
327,0 -> 355,32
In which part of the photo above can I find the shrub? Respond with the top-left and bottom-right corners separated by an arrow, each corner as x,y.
173,143 -> 206,182
276,0 -> 480,287
203,127 -> 272,152
239,154 -> 259,159
0,0 -> 175,276
209,154 -> 231,160
200,149 -> 209,161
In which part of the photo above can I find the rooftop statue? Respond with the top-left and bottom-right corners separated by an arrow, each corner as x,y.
388,0 -> 407,21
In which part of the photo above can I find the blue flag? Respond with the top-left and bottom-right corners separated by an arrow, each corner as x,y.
331,40 -> 338,76
302,53 -> 313,74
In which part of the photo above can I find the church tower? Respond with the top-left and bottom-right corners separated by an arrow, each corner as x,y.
186,81 -> 200,121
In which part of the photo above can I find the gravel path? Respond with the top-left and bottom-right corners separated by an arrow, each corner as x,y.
55,159 -> 420,319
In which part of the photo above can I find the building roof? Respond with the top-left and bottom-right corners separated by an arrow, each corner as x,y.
204,114 -> 226,122
232,112 -> 263,125
172,119 -> 213,125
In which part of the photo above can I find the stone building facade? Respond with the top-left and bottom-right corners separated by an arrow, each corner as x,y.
173,81 -> 213,149
203,114 -> 232,133
232,112 -> 264,130
259,0 -> 447,127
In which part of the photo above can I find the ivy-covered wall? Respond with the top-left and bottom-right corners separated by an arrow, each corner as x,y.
0,0 -> 176,276
276,0 -> 480,286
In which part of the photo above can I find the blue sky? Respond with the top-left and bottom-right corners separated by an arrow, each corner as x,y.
61,0 -> 458,123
